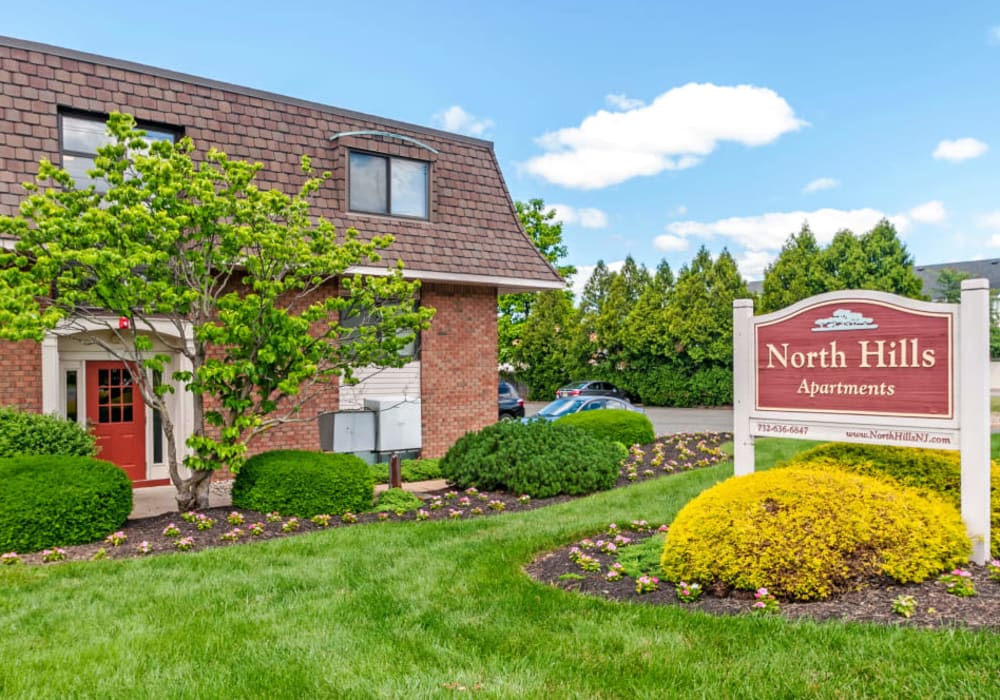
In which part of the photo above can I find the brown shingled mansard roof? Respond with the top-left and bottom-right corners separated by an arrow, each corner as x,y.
0,36 -> 565,294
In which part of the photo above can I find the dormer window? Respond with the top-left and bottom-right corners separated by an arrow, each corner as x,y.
349,151 -> 429,219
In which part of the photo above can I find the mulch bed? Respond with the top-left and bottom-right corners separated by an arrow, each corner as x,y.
7,431 -> 999,631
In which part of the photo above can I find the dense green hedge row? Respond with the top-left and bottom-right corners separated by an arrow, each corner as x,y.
440,420 -> 622,498
232,450 -> 373,517
554,409 -> 654,446
0,407 -> 96,458
0,456 -> 132,552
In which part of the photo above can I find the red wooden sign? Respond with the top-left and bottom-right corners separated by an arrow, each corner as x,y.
755,299 -> 953,418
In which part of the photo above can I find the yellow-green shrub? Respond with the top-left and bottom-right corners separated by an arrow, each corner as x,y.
660,468 -> 969,601
780,443 -> 999,559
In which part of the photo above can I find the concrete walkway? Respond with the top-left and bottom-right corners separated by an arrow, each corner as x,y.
130,479 -> 450,520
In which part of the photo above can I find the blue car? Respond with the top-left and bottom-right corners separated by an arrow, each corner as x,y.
525,396 -> 643,422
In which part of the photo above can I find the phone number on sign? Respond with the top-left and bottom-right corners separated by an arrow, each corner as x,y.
755,423 -> 809,436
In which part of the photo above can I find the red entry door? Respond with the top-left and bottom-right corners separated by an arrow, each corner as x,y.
86,361 -> 146,482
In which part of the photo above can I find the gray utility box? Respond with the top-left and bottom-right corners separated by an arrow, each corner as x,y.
364,397 -> 422,452
318,410 -> 376,453
318,397 -> 422,455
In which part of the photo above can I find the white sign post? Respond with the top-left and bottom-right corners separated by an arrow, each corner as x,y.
733,281 -> 991,564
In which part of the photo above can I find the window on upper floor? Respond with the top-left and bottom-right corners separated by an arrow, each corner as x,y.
59,111 -> 180,192
348,151 -> 429,219
339,301 -> 420,361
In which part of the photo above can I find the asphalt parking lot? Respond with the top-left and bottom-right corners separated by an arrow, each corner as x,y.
524,402 -> 734,436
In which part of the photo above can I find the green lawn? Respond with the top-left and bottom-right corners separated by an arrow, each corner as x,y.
2,454 -> 998,698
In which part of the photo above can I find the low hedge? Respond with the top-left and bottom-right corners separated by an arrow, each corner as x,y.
368,458 -> 441,485
660,467 -> 969,601
374,488 -> 425,514
231,450 -> 373,518
439,420 -> 622,498
779,442 -> 999,558
554,410 -> 654,446
0,407 -> 96,458
0,456 -> 132,553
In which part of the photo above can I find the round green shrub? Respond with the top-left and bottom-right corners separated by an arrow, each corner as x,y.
231,450 -> 373,517
780,442 -> 999,559
0,456 -> 132,552
374,488 -> 424,514
0,407 -> 96,458
554,409 -> 655,447
660,467 -> 969,601
439,420 -> 622,498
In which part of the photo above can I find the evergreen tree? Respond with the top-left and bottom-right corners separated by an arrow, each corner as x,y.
759,224 -> 828,313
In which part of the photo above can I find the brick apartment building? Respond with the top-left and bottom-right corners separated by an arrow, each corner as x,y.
0,36 -> 563,485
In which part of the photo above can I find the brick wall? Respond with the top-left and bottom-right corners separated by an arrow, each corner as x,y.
0,340 -> 42,412
420,283 -> 497,457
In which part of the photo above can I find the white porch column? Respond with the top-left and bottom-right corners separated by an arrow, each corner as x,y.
41,333 -> 60,415
733,298 -> 755,476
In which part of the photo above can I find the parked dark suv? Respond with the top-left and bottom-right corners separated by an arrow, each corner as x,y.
499,380 -> 525,420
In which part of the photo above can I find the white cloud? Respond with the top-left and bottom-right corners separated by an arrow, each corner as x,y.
666,207 -> 908,254
605,93 -> 645,110
907,200 -> 947,224
549,203 -> 609,229
525,82 -> 807,189
979,211 -> 1000,234
652,234 -> 689,252
803,177 -> 839,193
736,250 -> 775,280
433,105 -> 494,137
570,260 -> 625,301
932,138 -> 988,162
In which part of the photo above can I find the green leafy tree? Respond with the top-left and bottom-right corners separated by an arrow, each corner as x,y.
593,256 -> 650,375
818,220 -> 923,298
516,290 -> 582,399
664,247 -> 749,366
933,268 -> 972,303
759,224 -> 828,313
0,113 -> 432,509
498,199 -> 574,366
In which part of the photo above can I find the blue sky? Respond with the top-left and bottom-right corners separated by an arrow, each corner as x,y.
6,2 -> 1000,295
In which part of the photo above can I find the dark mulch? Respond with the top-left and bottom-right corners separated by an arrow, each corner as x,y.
8,431 -> 999,631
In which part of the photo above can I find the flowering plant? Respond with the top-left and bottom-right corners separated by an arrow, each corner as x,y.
377,512 -> 390,521
448,508 -> 463,520
180,511 -> 199,524
91,548 -> 108,561
675,581 -> 703,603
265,511 -> 283,523
752,588 -> 780,614
281,518 -> 300,533
136,541 -> 153,555
477,492 -> 490,502
175,536 -> 195,552
444,491 -> 458,501
470,507 -> 484,516
457,497 -> 471,507
488,500 -> 505,512
248,522 -> 265,536
891,594 -> 917,618
428,498 -> 444,511
309,513 -> 334,527
415,509 -> 430,521
220,529 -> 243,542
1,552 -> 19,566
613,534 -> 633,547
630,520 -> 652,533
162,523 -> 181,537
575,554 -> 601,572
605,563 -> 625,581
939,569 -> 976,597
464,487 -> 478,496
227,512 -> 245,526
598,540 -> 618,555
988,559 -> 1000,583
635,575 -> 660,594
41,548 -> 67,563
340,512 -> 357,525
105,531 -> 127,546
517,494 -> 531,504
195,515 -> 215,531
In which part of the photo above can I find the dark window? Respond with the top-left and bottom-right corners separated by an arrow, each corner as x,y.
349,151 -> 429,219
340,303 -> 419,360
60,111 -> 179,192
65,370 -> 78,422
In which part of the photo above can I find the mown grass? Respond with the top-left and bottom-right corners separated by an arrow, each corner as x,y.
2,452 -> 998,698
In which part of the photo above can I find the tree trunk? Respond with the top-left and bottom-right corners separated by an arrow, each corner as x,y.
175,469 -> 214,511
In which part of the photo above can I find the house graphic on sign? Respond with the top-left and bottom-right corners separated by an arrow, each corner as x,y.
812,309 -> 878,332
